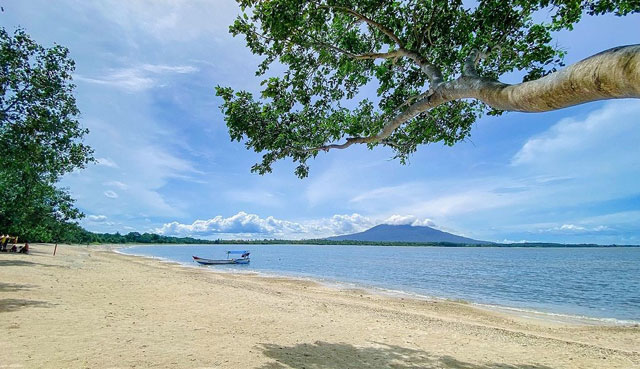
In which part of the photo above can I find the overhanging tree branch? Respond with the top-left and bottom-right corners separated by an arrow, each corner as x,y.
222,0 -> 640,178
309,44 -> 640,152
312,40 -> 405,60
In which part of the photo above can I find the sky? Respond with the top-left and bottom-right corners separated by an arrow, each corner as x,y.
3,1 -> 640,244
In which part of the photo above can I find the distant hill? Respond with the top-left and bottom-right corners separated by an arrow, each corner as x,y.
326,224 -> 492,244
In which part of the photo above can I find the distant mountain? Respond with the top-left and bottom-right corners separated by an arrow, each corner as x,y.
326,224 -> 492,244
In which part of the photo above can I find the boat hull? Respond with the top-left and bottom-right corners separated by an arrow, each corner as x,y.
192,256 -> 250,265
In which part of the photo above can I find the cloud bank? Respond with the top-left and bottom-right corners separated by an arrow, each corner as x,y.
154,212 -> 438,239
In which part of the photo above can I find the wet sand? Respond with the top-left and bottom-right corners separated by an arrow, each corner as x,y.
1,244 -> 639,368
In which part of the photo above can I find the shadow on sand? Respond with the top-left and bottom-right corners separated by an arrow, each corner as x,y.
257,341 -> 554,369
0,299 -> 53,313
0,259 -> 60,268
0,282 -> 35,292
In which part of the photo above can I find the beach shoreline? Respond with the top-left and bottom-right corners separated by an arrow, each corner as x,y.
1,244 -> 639,368
118,244 -> 638,327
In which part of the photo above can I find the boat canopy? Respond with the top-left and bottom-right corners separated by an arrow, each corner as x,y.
227,250 -> 249,254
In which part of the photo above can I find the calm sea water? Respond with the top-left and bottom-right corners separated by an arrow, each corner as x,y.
121,244 -> 640,322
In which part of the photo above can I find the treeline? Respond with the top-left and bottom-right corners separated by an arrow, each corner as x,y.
214,239 -> 629,247
53,224 -> 218,245
215,238 -> 491,247
44,226 -> 636,247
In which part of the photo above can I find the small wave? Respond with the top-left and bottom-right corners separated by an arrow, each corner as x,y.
115,248 -> 200,268
470,302 -> 640,326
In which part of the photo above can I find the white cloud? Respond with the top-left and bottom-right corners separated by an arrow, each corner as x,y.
154,212 -> 451,240
91,0 -> 241,42
559,224 -> 587,231
500,239 -> 532,244
512,100 -> 640,172
96,157 -> 119,168
155,211 -> 306,238
104,190 -> 119,199
383,214 -> 418,225
155,212 -> 381,239
104,181 -> 128,190
102,143 -> 200,214
539,223 -> 616,234
306,213 -> 376,236
141,64 -> 198,74
350,183 -> 418,204
76,71 -> 154,92
62,93 -> 203,219
398,189 -> 516,218
411,218 -> 437,227
87,215 -> 108,222
304,155 -> 392,208
76,63 -> 198,92
381,215 -> 437,227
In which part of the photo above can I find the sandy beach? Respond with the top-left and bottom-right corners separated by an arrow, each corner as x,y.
1,244 -> 639,368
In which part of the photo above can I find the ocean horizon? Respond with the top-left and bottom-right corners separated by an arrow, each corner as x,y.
120,244 -> 640,324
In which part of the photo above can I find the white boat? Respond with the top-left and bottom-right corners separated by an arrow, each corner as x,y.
192,250 -> 250,265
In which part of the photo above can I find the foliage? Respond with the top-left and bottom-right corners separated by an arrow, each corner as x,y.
55,226 -> 223,245
217,0 -> 639,177
54,226 -> 635,247
0,28 -> 93,241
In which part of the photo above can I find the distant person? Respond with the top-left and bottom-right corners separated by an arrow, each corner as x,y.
19,242 -> 29,254
0,235 -> 8,252
9,244 -> 17,252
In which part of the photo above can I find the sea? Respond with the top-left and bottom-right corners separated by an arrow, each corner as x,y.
119,244 -> 640,324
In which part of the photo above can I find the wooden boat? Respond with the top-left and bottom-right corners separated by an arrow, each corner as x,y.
192,250 -> 250,265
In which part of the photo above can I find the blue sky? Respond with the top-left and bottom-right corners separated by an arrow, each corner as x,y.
3,1 -> 640,244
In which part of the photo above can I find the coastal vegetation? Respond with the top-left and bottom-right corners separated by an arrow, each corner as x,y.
217,0 -> 640,177
47,225 -> 637,247
0,28 -> 93,242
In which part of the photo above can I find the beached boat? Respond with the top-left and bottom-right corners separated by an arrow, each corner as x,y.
192,250 -> 250,265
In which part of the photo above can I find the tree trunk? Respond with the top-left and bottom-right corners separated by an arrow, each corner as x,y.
446,44 -> 640,112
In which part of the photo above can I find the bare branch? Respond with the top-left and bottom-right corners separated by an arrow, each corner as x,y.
303,136 -> 376,153
462,50 -> 480,77
307,89 -> 444,153
313,41 -> 406,60
402,50 -> 444,85
462,49 -> 489,77
320,5 -> 404,47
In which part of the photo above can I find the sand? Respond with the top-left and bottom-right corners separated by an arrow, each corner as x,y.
1,244 -> 639,369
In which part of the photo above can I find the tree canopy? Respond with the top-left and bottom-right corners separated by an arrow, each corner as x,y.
216,0 -> 640,178
0,28 -> 93,241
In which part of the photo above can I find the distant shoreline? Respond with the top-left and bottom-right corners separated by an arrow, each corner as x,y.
84,239 -> 640,247
63,228 -> 640,247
